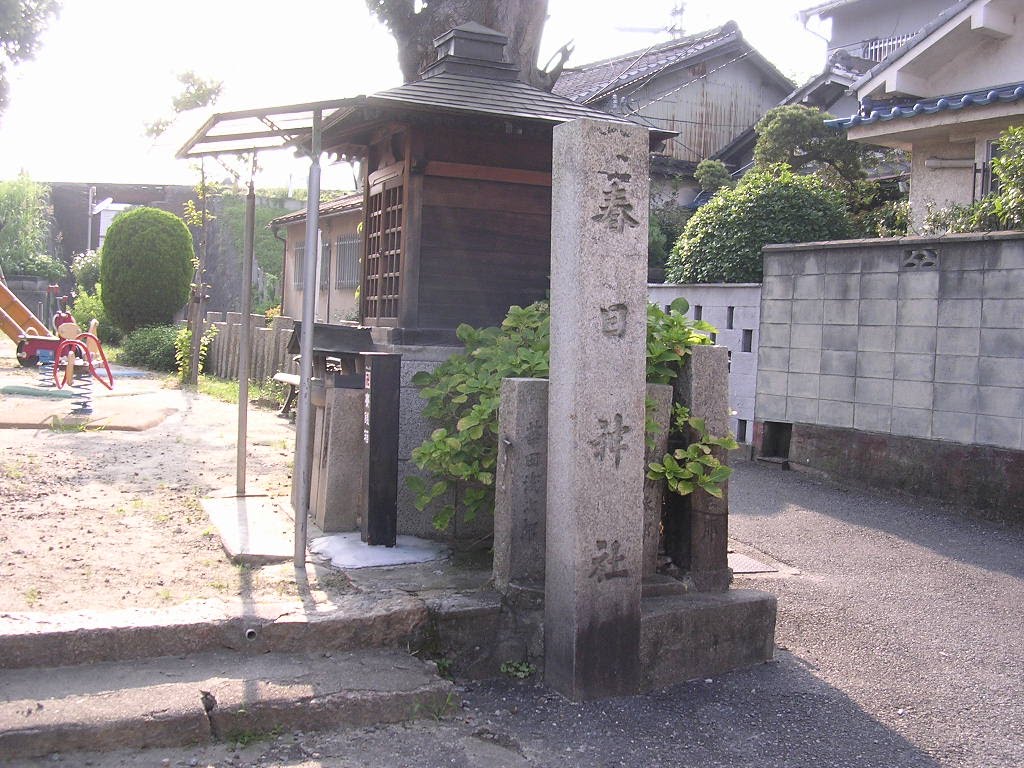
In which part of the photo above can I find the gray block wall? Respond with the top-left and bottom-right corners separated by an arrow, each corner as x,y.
648,283 -> 761,443
755,233 -> 1024,451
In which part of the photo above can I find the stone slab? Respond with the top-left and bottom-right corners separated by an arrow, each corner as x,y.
309,533 -> 448,569
640,589 -> 777,691
0,593 -> 428,670
0,649 -> 451,760
202,493 -> 294,564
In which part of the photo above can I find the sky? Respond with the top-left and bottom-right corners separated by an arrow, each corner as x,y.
0,0 -> 827,189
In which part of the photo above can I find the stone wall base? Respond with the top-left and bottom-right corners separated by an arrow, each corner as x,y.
640,590 -> 776,691
420,587 -> 777,689
773,423 -> 1024,523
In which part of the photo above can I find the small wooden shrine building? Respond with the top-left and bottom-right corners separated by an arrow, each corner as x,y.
321,22 -> 673,344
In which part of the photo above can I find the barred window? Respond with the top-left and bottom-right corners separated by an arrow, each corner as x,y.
319,240 -> 331,292
292,243 -> 305,289
335,233 -> 362,289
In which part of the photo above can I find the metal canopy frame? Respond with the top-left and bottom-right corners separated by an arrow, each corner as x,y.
177,97 -> 357,568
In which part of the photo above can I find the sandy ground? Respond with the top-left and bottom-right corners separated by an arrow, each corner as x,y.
0,339 -> 351,614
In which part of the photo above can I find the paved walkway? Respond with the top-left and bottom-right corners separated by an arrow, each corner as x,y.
10,460 -> 1023,767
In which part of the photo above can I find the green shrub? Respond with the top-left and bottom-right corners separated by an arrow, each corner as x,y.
100,207 -> 194,333
408,298 -> 718,532
71,283 -> 122,345
0,175 -> 50,277
174,324 -> 218,379
666,165 -> 851,284
694,159 -> 735,193
71,251 -> 101,293
3,252 -> 66,281
119,325 -> 179,372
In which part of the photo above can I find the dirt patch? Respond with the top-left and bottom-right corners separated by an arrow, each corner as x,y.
0,340 -> 351,613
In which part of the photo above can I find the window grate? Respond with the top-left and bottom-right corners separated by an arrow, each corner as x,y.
335,234 -> 362,289
292,243 -> 305,290
362,181 -> 403,322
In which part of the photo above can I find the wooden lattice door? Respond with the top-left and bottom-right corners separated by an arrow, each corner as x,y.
362,176 -> 403,324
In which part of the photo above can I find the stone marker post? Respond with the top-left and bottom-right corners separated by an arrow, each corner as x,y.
493,377 -> 549,594
545,118 -> 649,700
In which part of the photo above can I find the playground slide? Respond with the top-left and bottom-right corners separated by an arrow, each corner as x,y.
0,281 -> 52,343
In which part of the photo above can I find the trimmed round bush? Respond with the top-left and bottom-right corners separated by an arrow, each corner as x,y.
666,165 -> 851,284
119,325 -> 179,372
100,207 -> 193,333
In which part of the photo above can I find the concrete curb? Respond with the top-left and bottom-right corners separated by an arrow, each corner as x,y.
0,649 -> 452,759
0,593 -> 429,670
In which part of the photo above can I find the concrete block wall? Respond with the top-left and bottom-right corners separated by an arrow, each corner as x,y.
755,233 -> 1024,452
649,283 -> 761,443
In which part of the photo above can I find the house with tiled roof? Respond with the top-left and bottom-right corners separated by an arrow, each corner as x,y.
553,22 -> 793,206
269,192 -> 363,324
826,0 -> 1024,225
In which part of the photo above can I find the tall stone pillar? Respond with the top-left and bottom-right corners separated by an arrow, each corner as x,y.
545,118 -> 650,700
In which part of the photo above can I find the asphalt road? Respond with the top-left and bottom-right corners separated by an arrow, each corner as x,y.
14,459 -> 1023,768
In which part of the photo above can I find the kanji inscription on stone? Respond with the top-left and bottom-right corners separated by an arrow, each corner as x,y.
600,303 -> 628,337
592,172 -> 639,232
589,413 -> 630,467
588,539 -> 629,582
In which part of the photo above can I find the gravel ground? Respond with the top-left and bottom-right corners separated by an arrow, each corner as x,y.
17,458 -> 1021,768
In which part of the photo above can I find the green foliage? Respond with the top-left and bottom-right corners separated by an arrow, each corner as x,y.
666,165 -> 851,283
646,405 -> 738,498
3,251 -> 64,280
646,298 -> 714,385
219,193 -> 293,278
922,125 -> 1024,234
71,283 -> 121,344
754,104 -> 865,185
408,302 -> 550,531
99,207 -> 194,333
648,205 -> 691,270
71,250 -> 100,292
0,0 -> 59,113
119,325 -> 180,372
500,660 -> 536,680
170,70 -> 222,113
849,183 -> 910,238
694,159 -> 735,193
409,298 -> 717,531
174,324 -> 217,380
0,174 -> 55,277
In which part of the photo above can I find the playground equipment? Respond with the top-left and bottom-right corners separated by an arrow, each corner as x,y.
1,281 -> 114,390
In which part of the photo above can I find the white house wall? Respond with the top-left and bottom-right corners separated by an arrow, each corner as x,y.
825,0 -> 957,55
648,282 -> 761,443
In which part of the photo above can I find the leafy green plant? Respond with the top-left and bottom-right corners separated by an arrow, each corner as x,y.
694,158 -> 735,193
100,207 -> 194,333
647,405 -> 738,497
119,325 -> 180,372
3,251 -> 65,280
0,174 -> 51,277
666,164 -> 851,284
174,324 -> 218,380
71,250 -> 101,292
409,298 -> 718,532
500,660 -> 537,680
71,283 -> 122,344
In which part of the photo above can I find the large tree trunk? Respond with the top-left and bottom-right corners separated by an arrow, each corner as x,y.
366,0 -> 568,91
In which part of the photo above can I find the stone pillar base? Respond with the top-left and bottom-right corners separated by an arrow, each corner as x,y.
640,589 -> 776,691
